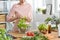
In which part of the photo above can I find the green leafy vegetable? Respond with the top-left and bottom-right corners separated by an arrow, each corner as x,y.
38,23 -> 48,31
17,17 -> 29,29
21,34 -> 48,40
33,31 -> 39,36
45,17 -> 52,24
21,32 -> 48,40
0,28 -> 12,40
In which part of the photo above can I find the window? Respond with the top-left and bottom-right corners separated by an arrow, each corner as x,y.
57,0 -> 60,11
33,0 -> 46,11
52,0 -> 60,17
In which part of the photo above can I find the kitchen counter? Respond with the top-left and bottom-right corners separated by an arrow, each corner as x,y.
44,31 -> 60,40
8,31 -> 60,40
8,32 -> 25,40
45,32 -> 60,40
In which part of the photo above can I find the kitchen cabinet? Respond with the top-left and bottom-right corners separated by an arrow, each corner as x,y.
0,0 -> 18,12
0,14 -> 6,22
0,0 -> 19,30
0,13 -> 7,29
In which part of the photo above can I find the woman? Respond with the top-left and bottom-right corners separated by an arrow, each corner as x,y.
7,0 -> 32,32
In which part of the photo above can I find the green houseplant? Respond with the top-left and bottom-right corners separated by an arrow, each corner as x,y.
42,9 -> 46,14
51,18 -> 60,32
45,17 -> 52,24
37,8 -> 46,14
55,18 -> 60,27
37,8 -> 41,12
17,17 -> 29,33
52,16 -> 60,27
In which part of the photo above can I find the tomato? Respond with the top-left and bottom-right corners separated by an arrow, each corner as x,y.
30,32 -> 34,36
26,32 -> 31,36
26,32 -> 34,36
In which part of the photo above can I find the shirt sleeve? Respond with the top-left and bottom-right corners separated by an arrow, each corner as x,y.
28,5 -> 33,21
7,5 -> 16,22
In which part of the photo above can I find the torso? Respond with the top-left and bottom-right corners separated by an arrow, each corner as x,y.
12,3 -> 31,32
14,3 -> 30,17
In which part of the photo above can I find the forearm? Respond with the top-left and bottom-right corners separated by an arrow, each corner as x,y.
26,17 -> 31,22
7,16 -> 18,22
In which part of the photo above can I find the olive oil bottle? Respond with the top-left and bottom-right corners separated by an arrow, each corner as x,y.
48,21 -> 51,33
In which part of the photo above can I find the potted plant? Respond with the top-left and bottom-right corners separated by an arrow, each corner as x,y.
42,9 -> 46,14
36,8 -> 41,14
52,16 -> 60,27
37,8 -> 41,12
45,17 -> 52,24
17,17 -> 29,33
36,8 -> 46,14
55,18 -> 60,27
38,23 -> 48,34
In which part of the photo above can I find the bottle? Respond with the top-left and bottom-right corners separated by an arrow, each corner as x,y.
48,21 -> 51,33
58,24 -> 60,38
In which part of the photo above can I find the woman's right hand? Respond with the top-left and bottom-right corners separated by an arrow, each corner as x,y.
15,13 -> 23,19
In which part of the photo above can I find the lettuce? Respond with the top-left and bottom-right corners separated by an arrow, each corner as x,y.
0,28 -> 12,40
38,24 -> 48,31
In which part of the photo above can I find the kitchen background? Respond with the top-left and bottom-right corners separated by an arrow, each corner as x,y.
0,0 -> 60,31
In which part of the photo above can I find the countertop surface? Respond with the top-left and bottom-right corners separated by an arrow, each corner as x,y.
8,31 -> 60,40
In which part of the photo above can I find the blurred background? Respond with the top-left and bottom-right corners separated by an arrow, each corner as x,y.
0,0 -> 60,31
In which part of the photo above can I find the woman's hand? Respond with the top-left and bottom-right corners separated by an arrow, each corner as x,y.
15,13 -> 31,22
23,16 -> 31,22
15,13 -> 23,19
7,16 -> 18,22
26,17 -> 31,22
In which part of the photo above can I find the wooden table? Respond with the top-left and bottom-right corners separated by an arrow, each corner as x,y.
8,32 -> 25,40
8,32 -> 60,40
44,32 -> 60,40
